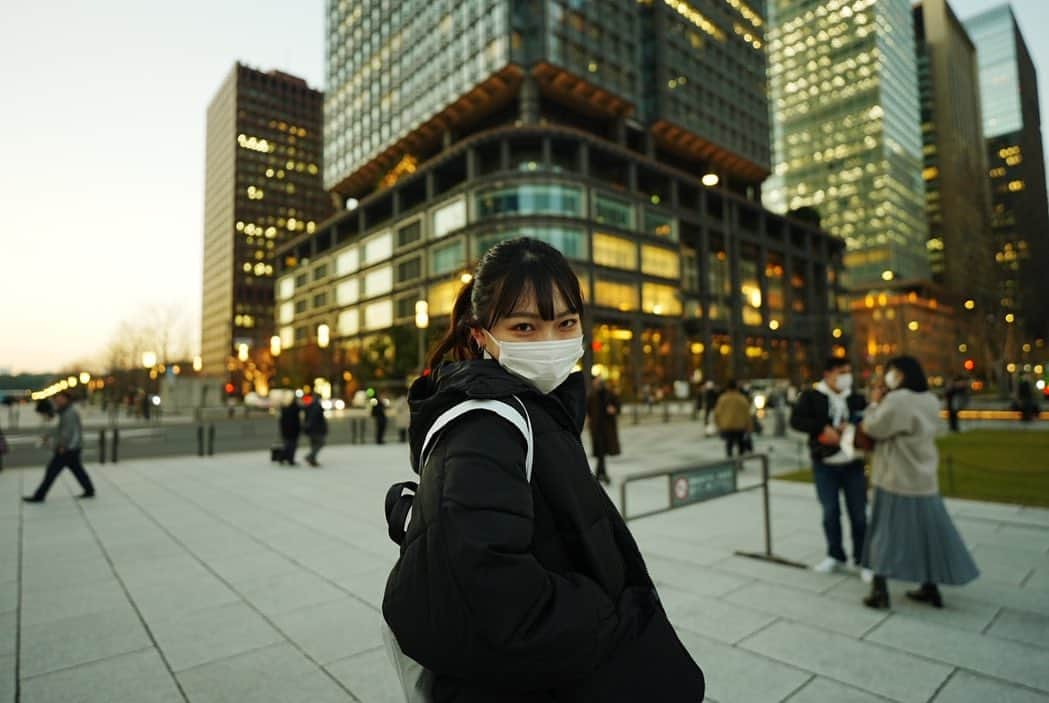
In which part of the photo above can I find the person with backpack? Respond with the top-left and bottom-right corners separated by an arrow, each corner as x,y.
790,358 -> 868,575
382,237 -> 705,702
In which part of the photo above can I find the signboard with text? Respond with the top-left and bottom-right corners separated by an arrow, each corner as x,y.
669,463 -> 737,508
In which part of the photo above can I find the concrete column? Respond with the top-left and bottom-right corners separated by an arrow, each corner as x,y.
520,74 -> 540,124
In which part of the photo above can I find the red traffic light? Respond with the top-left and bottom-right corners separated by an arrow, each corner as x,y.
963,359 -> 975,372
224,383 -> 235,394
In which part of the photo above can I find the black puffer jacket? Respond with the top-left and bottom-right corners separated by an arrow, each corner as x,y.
383,360 -> 704,702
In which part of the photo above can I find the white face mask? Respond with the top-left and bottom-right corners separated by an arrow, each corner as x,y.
884,369 -> 902,390
484,330 -> 584,394
835,373 -> 853,393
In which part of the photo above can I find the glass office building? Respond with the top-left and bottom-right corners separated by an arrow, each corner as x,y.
766,0 -> 929,286
201,65 -> 331,380
274,0 -> 846,398
965,5 -> 1049,343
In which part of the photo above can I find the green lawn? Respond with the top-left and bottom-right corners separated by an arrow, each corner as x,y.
778,430 -> 1049,508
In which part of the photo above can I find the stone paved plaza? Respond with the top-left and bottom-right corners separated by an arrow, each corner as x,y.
1,423 -> 1048,702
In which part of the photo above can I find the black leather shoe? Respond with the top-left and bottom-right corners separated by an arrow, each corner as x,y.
23,496 -> 44,504
906,583 -> 943,608
863,576 -> 890,609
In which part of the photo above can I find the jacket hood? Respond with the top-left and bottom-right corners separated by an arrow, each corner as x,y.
406,359 -> 586,473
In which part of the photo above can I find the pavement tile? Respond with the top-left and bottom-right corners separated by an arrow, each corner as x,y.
20,554 -> 117,590
632,532 -> 732,566
270,597 -> 385,665
786,676 -> 897,703
986,609 -> 1049,650
0,580 -> 16,615
967,546 -> 1037,586
240,569 -> 348,617
724,581 -> 888,637
740,620 -> 952,703
676,628 -> 812,703
866,615 -> 1049,693
20,605 -> 151,678
932,670 -> 1049,703
127,576 -> 240,622
325,647 -> 404,703
330,566 -> 389,610
205,549 -> 303,590
20,648 -> 183,703
659,587 -> 778,645
947,578 -> 1049,617
643,554 -> 751,597
1022,568 -> 1049,592
293,544 -> 394,580
711,554 -> 853,594
0,611 -> 14,657
20,579 -> 131,626
0,654 -> 12,703
148,600 -> 284,672
177,642 -> 353,703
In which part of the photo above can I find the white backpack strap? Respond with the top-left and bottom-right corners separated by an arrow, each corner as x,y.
421,398 -> 533,481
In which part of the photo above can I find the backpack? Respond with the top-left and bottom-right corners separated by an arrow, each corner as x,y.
381,396 -> 533,703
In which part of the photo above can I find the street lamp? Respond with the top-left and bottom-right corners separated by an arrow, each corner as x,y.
415,299 -> 429,372
317,324 -> 332,398
142,351 -> 157,368
192,356 -> 203,372
270,335 -> 282,390
237,343 -> 249,363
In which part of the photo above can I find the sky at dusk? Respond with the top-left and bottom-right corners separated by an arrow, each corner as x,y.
2,0 -> 1047,375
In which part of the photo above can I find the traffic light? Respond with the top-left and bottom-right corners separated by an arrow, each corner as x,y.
963,359 -> 975,372
224,383 -> 235,395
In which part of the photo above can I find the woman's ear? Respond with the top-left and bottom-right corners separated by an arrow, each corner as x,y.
470,328 -> 486,354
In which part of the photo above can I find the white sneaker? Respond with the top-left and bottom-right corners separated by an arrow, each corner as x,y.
860,568 -> 874,583
813,557 -> 846,574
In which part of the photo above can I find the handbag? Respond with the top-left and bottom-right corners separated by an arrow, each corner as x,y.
853,423 -> 875,452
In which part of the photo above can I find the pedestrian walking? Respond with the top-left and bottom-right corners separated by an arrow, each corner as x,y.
372,394 -> 388,444
382,237 -> 705,702
24,391 -> 95,503
713,380 -> 752,458
1016,374 -> 1039,422
587,375 -> 621,484
279,398 -> 301,466
944,375 -> 968,432
859,356 -> 979,609
303,393 -> 328,467
790,358 -> 869,574
702,381 -> 720,434
0,424 -> 8,472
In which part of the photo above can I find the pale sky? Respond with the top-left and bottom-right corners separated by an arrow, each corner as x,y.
1,0 -> 1047,374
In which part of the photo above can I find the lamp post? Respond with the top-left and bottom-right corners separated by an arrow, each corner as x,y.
318,323 -> 331,398
270,335 -> 282,390
415,300 -> 429,373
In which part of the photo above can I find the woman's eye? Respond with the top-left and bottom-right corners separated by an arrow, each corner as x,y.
512,323 -> 534,332
561,318 -> 578,329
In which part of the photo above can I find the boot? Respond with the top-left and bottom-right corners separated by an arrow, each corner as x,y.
863,575 -> 890,609
906,583 -> 943,608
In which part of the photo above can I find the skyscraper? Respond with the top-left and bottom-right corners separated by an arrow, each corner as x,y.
965,5 -> 1049,343
766,0 -> 929,286
201,64 -> 331,383
914,0 -> 995,302
274,0 -> 846,395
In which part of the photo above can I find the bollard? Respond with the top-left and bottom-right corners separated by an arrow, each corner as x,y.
197,425 -> 204,457
112,428 -> 120,464
99,429 -> 107,464
207,424 -> 215,456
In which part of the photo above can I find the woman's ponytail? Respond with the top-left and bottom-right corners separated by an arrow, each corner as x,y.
426,279 -> 479,369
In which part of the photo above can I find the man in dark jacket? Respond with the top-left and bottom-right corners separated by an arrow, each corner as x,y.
303,393 -> 328,467
279,399 -> 301,465
384,361 -> 705,701
587,376 -> 621,484
372,394 -> 388,444
24,392 -> 95,502
790,358 -> 868,574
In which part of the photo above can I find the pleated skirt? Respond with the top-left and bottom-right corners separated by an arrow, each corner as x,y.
861,487 -> 980,585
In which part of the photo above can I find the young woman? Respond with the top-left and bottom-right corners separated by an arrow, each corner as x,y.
860,356 -> 979,609
383,237 -> 705,702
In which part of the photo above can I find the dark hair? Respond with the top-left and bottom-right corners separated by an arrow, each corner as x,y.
726,380 -> 738,391
427,237 -> 584,368
824,357 -> 850,373
56,391 -> 72,401
887,355 -> 929,393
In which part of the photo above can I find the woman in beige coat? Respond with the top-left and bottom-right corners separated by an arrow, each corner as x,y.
860,356 -> 978,609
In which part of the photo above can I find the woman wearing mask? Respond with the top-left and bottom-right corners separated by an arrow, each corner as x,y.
859,356 -> 979,609
383,237 -> 705,702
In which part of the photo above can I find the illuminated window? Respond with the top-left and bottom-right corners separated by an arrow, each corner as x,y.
433,198 -> 467,238
642,283 -> 682,315
641,246 -> 680,279
363,231 -> 393,265
397,220 -> 422,248
364,299 -> 393,331
278,302 -> 294,324
336,278 -> 359,306
594,192 -> 635,229
593,233 -> 638,269
594,279 -> 639,311
337,308 -> 359,336
476,184 -> 583,218
429,279 -> 463,316
432,239 -> 465,276
643,210 -> 676,239
474,226 -> 588,260
280,326 -> 294,350
313,263 -> 328,281
336,247 -> 359,275
364,265 -> 393,297
277,276 -> 295,300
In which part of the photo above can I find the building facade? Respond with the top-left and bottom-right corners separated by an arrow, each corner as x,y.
201,65 -> 331,384
274,0 -> 845,398
914,0 -> 995,303
965,5 -> 1049,345
765,0 -> 930,286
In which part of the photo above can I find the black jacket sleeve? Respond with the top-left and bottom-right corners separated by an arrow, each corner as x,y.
789,390 -> 826,436
434,413 -> 625,684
